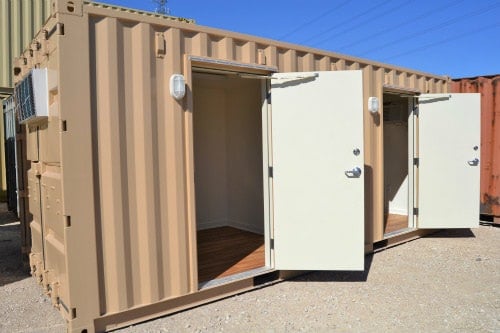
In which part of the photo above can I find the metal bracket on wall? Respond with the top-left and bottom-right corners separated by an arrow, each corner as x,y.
56,23 -> 65,36
64,216 -> 71,227
45,23 -> 64,40
155,33 -> 166,58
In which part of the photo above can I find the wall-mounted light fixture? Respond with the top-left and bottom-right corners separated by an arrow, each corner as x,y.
170,74 -> 186,100
368,96 -> 379,114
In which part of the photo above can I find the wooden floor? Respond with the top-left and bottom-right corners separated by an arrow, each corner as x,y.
197,227 -> 265,283
384,214 -> 409,234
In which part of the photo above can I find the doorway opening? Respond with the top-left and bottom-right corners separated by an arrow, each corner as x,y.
383,93 -> 412,236
192,70 -> 267,287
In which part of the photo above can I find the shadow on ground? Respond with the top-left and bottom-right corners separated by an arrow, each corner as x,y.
290,227 -> 477,284
423,228 -> 476,238
0,204 -> 30,287
291,254 -> 374,283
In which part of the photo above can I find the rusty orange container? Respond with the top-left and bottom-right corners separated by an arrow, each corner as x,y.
451,75 -> 500,217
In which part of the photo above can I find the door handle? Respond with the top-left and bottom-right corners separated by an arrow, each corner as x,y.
467,158 -> 479,166
345,167 -> 362,178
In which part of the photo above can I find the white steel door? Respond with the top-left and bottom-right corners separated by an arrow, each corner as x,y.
418,93 -> 480,228
271,70 -> 365,271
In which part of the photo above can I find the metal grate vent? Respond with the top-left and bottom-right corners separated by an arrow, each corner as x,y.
14,71 -> 36,123
14,69 -> 49,124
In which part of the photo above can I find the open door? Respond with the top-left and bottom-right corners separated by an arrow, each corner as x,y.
418,93 -> 480,228
271,70 -> 365,271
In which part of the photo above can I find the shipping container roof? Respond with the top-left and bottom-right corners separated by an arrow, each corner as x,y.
85,1 -> 195,24
452,74 -> 500,81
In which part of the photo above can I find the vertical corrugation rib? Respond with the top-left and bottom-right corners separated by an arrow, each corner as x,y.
410,74 -> 418,90
428,78 -> 435,93
44,0 -> 52,22
157,29 -> 173,299
21,0 -> 33,51
94,17 -> 131,313
399,72 -> 407,87
89,16 -> 107,316
243,41 -> 256,64
33,1 -> 43,36
131,22 -> 160,305
119,20 -> 140,309
318,56 -> 329,71
165,27 -> 190,296
234,40 -> 242,61
151,30 -> 165,300
350,62 -> 360,70
220,37 -> 233,60
192,32 -> 208,57
283,50 -> 297,72
266,46 -> 277,68
10,1 -> 21,82
336,59 -> 346,70
0,0 -> 9,87
38,0 -> 51,30
302,54 -> 314,71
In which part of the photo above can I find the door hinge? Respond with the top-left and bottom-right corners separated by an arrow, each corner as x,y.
268,166 -> 273,178
413,157 -> 419,166
413,207 -> 419,216
266,92 -> 271,103
413,106 -> 419,116
270,238 -> 274,249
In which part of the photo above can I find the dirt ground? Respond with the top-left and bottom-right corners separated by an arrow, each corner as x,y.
0,203 -> 498,332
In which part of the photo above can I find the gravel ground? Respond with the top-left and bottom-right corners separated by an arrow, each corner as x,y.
0,203 -> 498,332
0,204 -> 65,333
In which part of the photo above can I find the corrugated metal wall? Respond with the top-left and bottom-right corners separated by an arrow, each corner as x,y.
451,75 -> 500,217
86,12 -> 448,316
90,17 -> 192,313
14,2 -> 449,331
0,0 -> 52,90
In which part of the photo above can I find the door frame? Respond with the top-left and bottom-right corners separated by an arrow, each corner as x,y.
381,87 -> 419,238
183,55 -> 277,289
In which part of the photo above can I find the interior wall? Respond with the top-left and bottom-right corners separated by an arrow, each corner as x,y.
225,77 -> 264,234
193,75 -> 229,228
193,73 -> 264,234
383,95 -> 409,216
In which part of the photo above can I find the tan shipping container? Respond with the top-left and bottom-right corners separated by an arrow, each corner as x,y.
451,75 -> 500,219
1,0 -> 52,251
13,1 -> 481,332
1,0 -> 194,254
